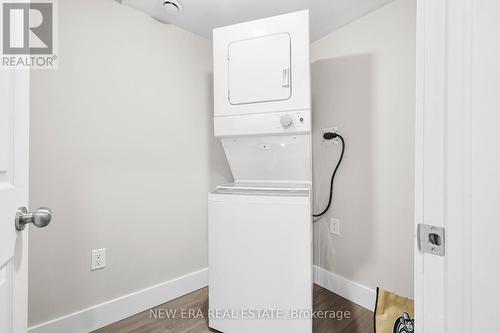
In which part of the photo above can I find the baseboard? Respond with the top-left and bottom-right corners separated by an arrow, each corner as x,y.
28,268 -> 209,333
313,265 -> 376,311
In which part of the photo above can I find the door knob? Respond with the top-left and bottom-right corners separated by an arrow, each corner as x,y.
15,207 -> 52,231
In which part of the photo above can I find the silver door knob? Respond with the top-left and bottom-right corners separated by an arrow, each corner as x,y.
15,207 -> 52,231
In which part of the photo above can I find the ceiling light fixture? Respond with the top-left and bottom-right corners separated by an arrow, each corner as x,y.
153,0 -> 183,24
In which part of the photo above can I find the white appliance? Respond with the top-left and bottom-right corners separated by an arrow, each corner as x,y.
209,10 -> 312,333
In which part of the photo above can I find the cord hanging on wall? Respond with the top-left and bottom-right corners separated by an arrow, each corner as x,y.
313,130 -> 345,218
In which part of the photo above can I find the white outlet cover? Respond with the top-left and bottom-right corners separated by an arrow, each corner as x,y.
330,218 -> 340,235
91,248 -> 106,271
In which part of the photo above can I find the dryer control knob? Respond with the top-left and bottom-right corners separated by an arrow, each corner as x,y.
280,114 -> 293,128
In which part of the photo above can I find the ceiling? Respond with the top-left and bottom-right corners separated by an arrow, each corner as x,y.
118,0 -> 395,41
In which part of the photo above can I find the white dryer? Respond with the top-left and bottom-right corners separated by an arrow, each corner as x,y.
209,10 -> 312,333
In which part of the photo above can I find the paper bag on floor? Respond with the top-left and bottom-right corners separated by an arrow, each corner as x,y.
374,287 -> 414,333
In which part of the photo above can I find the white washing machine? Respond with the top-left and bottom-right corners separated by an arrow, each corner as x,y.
209,10 -> 312,333
208,183 -> 312,333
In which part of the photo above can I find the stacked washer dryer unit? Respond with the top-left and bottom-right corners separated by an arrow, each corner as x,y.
208,10 -> 312,333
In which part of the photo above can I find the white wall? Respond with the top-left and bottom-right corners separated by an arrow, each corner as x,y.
28,0 -> 231,326
311,0 -> 415,298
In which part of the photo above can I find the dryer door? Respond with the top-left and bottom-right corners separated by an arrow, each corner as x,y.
228,33 -> 291,105
213,10 -> 310,116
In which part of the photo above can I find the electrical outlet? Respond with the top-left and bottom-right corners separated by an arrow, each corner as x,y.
91,248 -> 106,271
330,218 -> 340,235
323,127 -> 340,145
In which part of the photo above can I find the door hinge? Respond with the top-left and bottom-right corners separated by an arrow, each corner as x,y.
418,224 -> 445,256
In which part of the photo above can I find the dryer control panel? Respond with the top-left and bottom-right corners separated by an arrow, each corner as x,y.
214,110 -> 311,137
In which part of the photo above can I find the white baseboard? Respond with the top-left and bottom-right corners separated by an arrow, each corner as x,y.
28,268 -> 208,333
313,265 -> 376,311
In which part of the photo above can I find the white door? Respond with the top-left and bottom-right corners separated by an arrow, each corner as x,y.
0,67 -> 30,332
415,0 -> 500,331
228,33 -> 292,105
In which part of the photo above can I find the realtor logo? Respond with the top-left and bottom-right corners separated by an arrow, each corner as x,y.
1,0 -> 58,68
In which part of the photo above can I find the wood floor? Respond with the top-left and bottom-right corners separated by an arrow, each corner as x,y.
93,285 -> 374,333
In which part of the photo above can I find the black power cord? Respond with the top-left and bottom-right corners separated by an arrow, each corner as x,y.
313,133 -> 345,218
